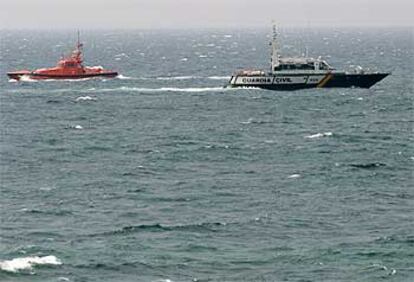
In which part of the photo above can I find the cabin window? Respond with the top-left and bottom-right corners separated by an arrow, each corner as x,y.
319,62 -> 329,70
66,62 -> 75,67
277,64 -> 314,71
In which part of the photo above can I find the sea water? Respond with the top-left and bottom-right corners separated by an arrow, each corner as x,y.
0,27 -> 413,281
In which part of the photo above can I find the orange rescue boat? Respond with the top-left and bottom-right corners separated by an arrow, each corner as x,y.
7,33 -> 118,81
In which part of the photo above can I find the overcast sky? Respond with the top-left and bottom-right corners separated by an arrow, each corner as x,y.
1,0 -> 413,29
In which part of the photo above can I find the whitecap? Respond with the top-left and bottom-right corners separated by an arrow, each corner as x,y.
155,76 -> 230,81
114,53 -> 128,58
19,75 -> 37,82
117,74 -> 133,80
0,255 -> 62,273
288,174 -> 301,178
8,79 -> 18,83
75,96 -> 97,102
72,125 -> 83,130
39,186 -> 54,191
208,76 -> 230,80
305,132 -> 333,139
181,58 -> 188,61
240,118 -> 267,124
158,87 -> 226,93
156,76 -> 196,80
240,118 -> 253,124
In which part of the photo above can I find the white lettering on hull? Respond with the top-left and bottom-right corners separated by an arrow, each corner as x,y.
234,75 -> 327,85
236,76 -> 273,84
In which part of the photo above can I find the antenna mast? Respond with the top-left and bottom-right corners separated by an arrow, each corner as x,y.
77,30 -> 83,50
75,30 -> 83,64
271,22 -> 280,72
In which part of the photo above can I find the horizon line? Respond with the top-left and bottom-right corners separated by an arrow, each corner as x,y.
1,24 -> 413,31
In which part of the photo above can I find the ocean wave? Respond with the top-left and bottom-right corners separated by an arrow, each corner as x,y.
7,85 -> 251,95
74,260 -> 151,271
46,99 -> 62,104
349,163 -> 386,169
368,263 -> 397,276
208,76 -> 230,80
156,75 -> 230,81
156,76 -> 196,80
305,132 -> 333,139
22,208 -> 72,216
91,222 -> 226,237
0,255 -> 62,273
90,86 -> 234,93
65,125 -> 83,130
203,144 -> 231,150
240,118 -> 269,125
117,75 -> 225,81
116,74 -> 142,80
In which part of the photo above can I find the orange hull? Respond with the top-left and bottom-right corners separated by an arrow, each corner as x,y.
7,70 -> 118,81
7,33 -> 118,81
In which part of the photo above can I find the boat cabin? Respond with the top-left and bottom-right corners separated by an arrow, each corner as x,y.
273,58 -> 334,72
57,60 -> 79,68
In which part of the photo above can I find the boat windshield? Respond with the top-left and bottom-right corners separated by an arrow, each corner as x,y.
274,63 -> 315,71
320,61 -> 330,70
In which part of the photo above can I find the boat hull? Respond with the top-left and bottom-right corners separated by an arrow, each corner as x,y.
7,71 -> 118,81
227,72 -> 389,90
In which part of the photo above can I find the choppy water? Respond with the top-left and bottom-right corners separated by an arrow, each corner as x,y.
0,27 -> 413,282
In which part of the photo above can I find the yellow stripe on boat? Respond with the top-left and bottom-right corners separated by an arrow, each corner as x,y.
317,73 -> 333,88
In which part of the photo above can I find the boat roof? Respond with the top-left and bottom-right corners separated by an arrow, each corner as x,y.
278,57 -> 320,64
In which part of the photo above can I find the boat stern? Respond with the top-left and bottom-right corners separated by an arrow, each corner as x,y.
225,75 -> 237,88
